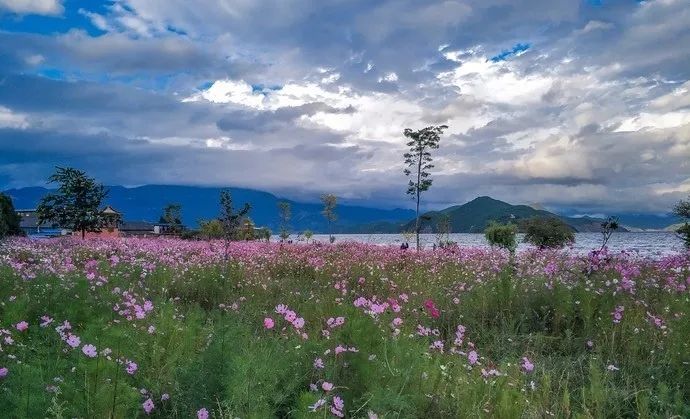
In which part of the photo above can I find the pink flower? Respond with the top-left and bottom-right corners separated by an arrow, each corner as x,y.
15,321 -> 28,332
521,357 -> 534,373
467,350 -> 478,365
142,398 -> 155,414
313,358 -> 324,369
263,317 -> 275,329
423,299 -> 440,319
322,381 -> 334,391
82,344 -> 98,358
197,407 -> 209,419
0,367 -> 7,378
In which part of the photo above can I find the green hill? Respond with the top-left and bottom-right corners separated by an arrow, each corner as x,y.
402,196 -> 627,233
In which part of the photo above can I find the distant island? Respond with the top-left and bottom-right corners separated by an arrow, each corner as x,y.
3,185 -> 678,234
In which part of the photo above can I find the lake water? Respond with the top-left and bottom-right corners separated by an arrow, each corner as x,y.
294,232 -> 685,258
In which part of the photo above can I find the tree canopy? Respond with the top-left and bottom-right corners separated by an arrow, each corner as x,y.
0,193 -> 22,239
36,167 -> 108,239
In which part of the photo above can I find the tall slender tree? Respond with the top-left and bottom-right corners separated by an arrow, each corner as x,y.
321,193 -> 337,243
278,201 -> 292,241
36,167 -> 108,239
403,125 -> 448,250
219,190 -> 251,276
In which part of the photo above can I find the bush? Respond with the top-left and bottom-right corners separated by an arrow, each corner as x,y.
485,221 -> 518,253
522,217 -> 575,249
199,219 -> 224,239
673,196 -> 690,249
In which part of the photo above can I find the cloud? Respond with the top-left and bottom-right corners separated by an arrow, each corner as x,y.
0,0 -> 689,214
0,0 -> 62,16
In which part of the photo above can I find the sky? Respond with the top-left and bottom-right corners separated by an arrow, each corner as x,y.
0,0 -> 689,215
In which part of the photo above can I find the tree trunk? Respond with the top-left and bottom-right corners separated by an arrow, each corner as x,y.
416,148 -> 423,251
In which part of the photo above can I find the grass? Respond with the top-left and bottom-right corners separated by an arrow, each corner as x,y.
0,238 -> 688,418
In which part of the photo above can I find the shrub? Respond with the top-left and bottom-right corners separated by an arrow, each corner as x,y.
522,217 -> 575,249
484,221 -> 518,253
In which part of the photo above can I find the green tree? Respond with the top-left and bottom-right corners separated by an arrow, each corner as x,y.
522,217 -> 575,249
484,221 -> 518,253
673,196 -> 690,249
278,201 -> 291,241
321,193 -> 337,243
199,219 -> 224,239
36,167 -> 108,239
160,203 -> 184,233
0,193 -> 22,239
599,216 -> 619,251
303,229 -> 314,243
403,125 -> 448,250
219,189 -> 251,249
434,213 -> 452,248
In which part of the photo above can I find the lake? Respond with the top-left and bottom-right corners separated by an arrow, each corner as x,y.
292,232 -> 685,258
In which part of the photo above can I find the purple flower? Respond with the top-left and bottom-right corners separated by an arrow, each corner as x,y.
197,407 -> 209,419
142,398 -> 155,414
82,344 -> 97,358
0,367 -> 7,378
263,317 -> 275,329
468,350 -> 479,365
15,321 -> 28,332
322,381 -> 334,391
161,393 -> 170,401
65,334 -> 81,348
126,360 -> 138,375
521,357 -> 534,373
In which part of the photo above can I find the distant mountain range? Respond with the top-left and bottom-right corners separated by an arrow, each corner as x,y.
3,186 -> 678,233
2,185 -> 414,233
402,196 -> 624,233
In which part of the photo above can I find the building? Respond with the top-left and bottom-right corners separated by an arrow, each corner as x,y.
16,209 -> 66,238
16,206 -> 180,239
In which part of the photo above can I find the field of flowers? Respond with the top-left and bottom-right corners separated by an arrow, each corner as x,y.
0,238 -> 688,418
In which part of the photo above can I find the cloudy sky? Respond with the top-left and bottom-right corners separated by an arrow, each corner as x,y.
0,0 -> 689,214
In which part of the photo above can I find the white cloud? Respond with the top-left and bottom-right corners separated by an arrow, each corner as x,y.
0,107 -> 29,129
437,54 -> 553,105
0,0 -> 62,15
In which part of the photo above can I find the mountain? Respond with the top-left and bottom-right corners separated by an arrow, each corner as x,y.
3,185 -> 414,233
401,196 -> 629,233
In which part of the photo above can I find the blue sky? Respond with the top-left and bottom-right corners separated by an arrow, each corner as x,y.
0,0 -> 689,214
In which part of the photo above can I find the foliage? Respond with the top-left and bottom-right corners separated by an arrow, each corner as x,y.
36,167 -> 108,239
434,213 -> 452,248
320,194 -> 337,243
600,216 -> 619,251
0,238 -> 688,418
159,203 -> 184,233
199,219 -> 224,239
484,221 -> 518,253
302,230 -> 313,243
278,201 -> 291,240
673,196 -> 690,249
403,125 -> 447,250
0,193 -> 22,239
522,217 -> 575,249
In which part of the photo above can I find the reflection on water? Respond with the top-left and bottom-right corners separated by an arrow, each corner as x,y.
296,232 -> 685,258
